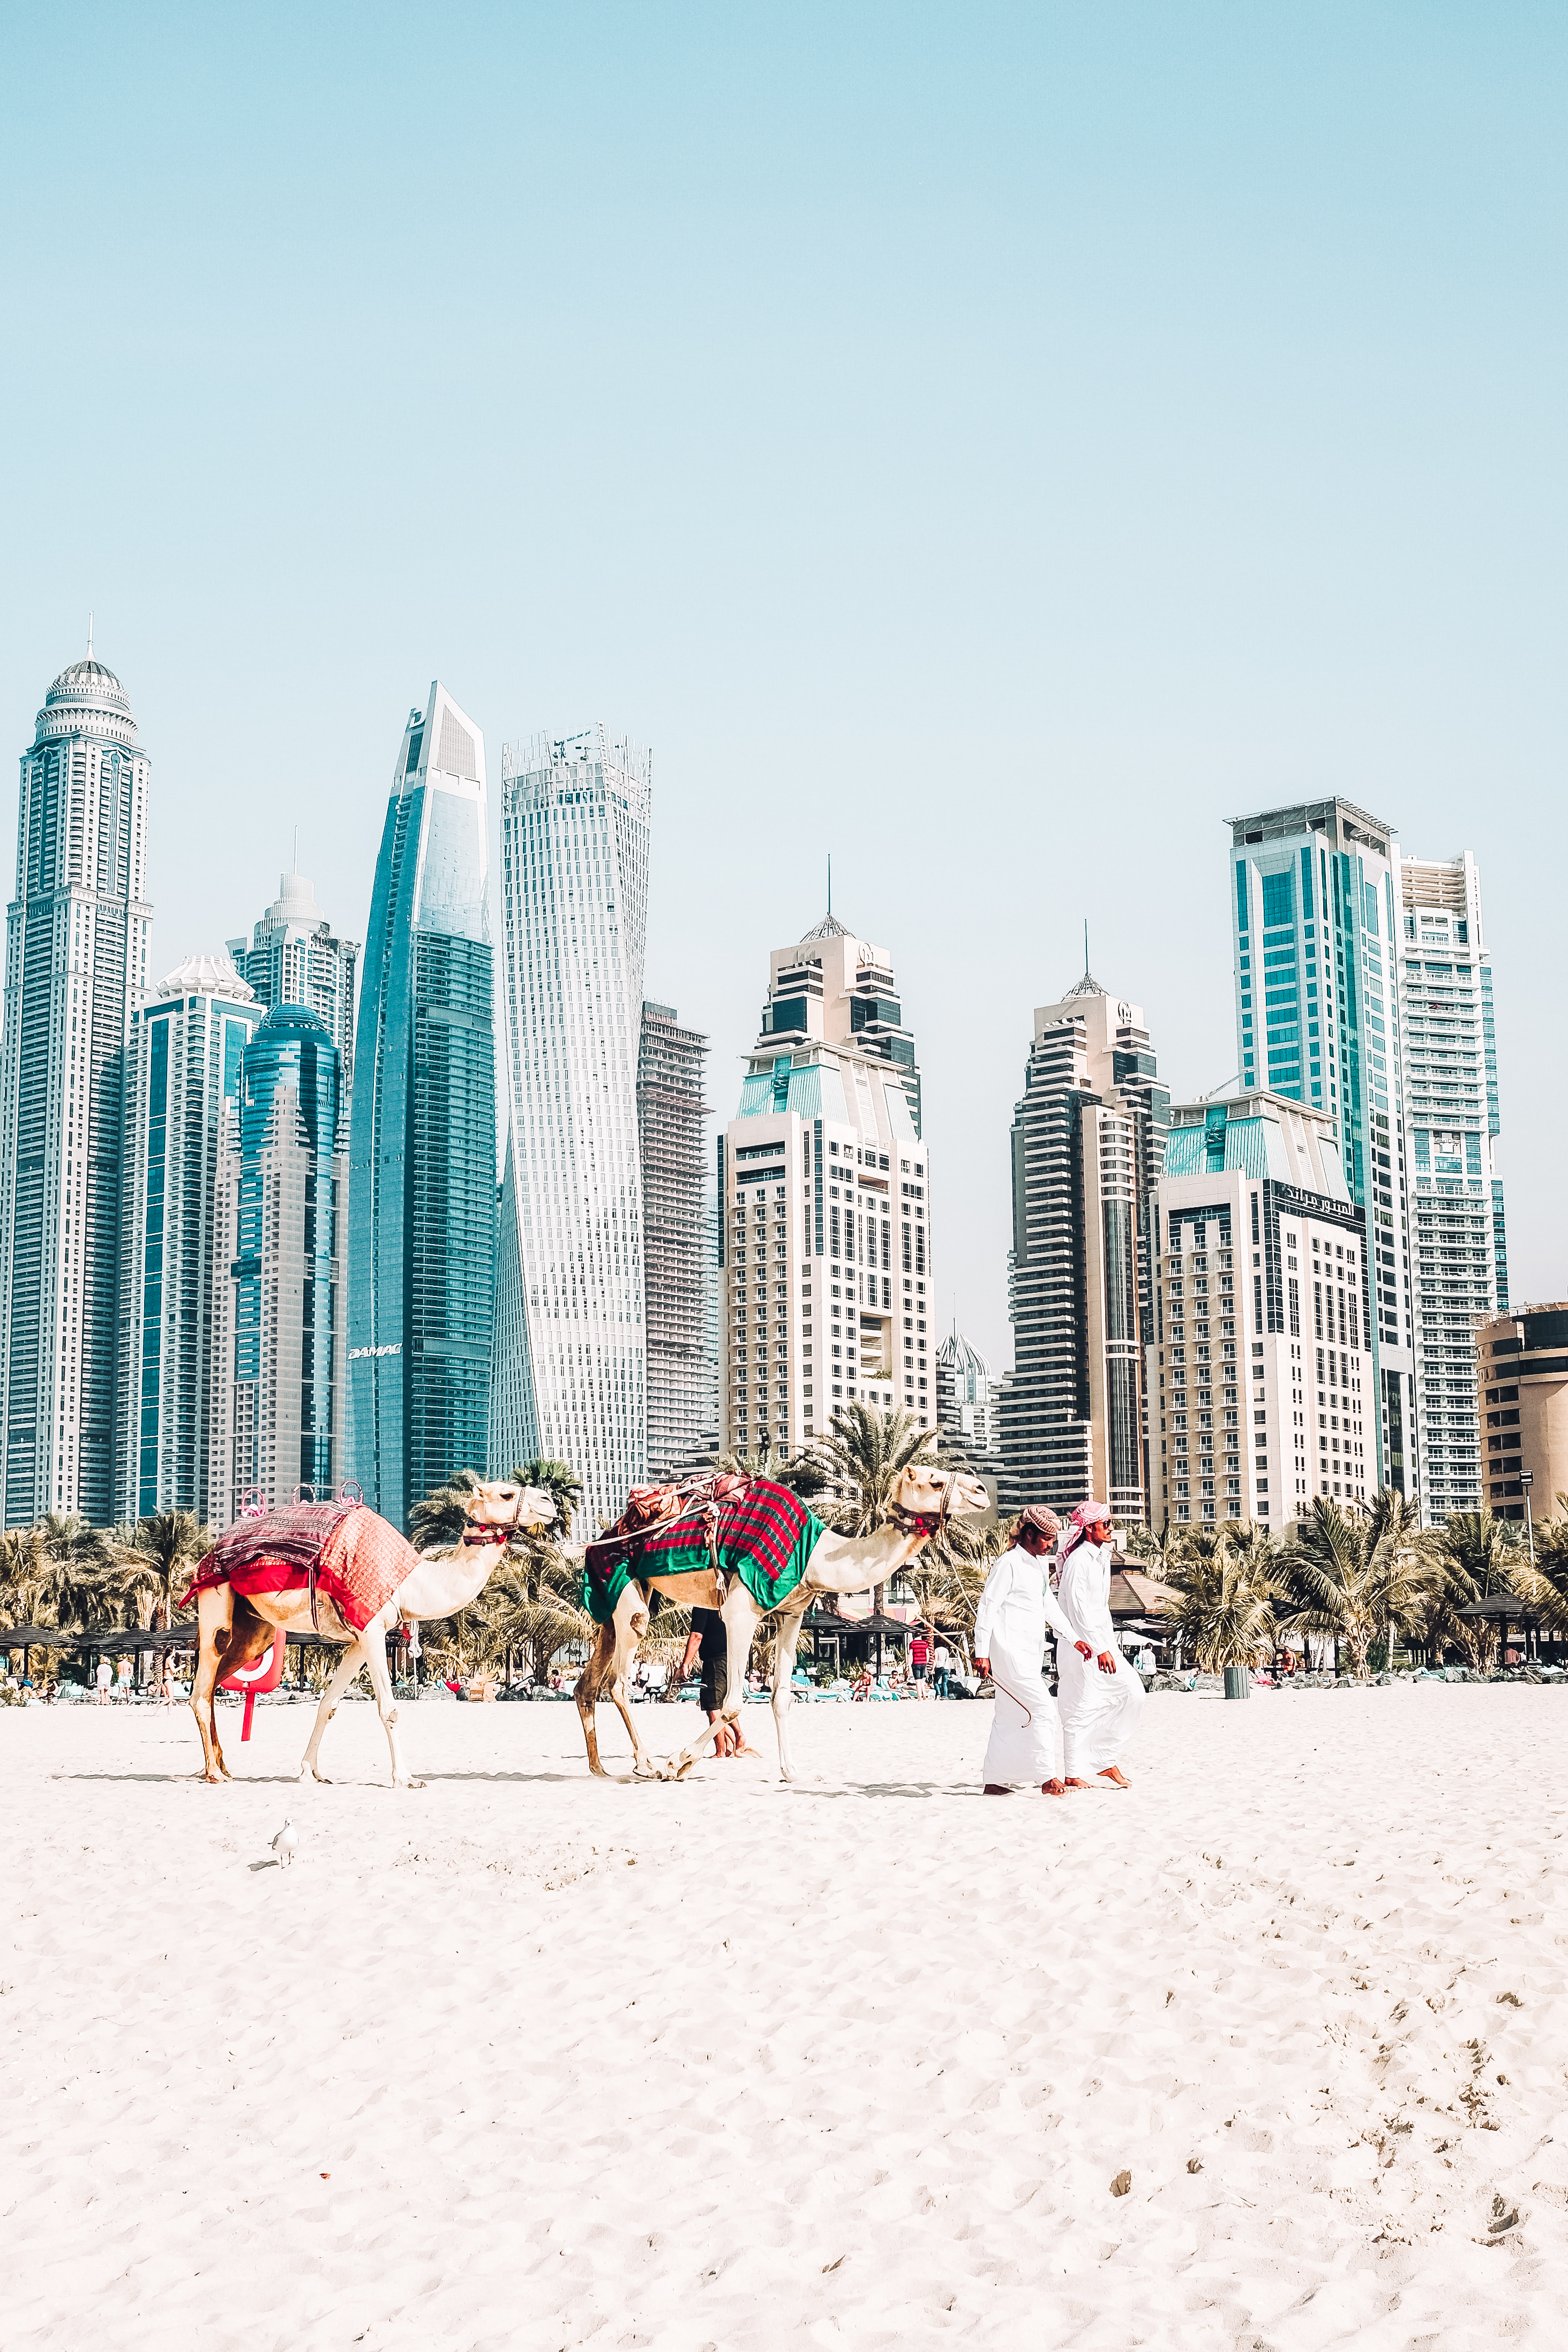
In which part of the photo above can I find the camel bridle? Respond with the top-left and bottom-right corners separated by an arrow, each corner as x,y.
886,1466 -> 958,1541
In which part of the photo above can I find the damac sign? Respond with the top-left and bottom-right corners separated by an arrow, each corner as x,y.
348,1344 -> 402,1359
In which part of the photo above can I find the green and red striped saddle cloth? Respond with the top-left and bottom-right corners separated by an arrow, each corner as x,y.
582,1478 -> 826,1623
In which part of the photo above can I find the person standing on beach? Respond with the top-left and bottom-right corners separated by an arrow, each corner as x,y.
1054,1502 -> 1145,1790
680,1607 -> 757,1759
973,1506 -> 1090,1796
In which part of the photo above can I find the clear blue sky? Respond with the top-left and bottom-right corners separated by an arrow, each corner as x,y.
3,2 -> 1563,1368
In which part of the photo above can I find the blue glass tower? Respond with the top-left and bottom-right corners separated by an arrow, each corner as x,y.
348,684 -> 494,1527
210,1003 -> 346,1514
1227,799 -> 1418,1497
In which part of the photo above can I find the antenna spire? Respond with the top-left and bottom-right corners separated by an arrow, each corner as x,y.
828,852 -> 832,916
1084,918 -> 1090,979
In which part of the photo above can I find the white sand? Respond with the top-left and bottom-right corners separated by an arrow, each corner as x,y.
2,1686 -> 1565,2350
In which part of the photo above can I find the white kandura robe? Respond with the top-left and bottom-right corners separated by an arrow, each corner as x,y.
1055,1537 -> 1146,1778
973,1548 -> 1078,1786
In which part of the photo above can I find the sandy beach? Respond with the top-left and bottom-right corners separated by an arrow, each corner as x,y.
2,1684 -> 1565,2350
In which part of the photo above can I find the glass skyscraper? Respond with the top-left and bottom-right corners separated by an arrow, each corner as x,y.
116,954 -> 263,1523
210,1004 -> 346,1515
492,728 -> 650,1526
348,684 -> 495,1528
1228,800 -> 1420,1498
0,650 -> 152,1524
227,870 -> 359,1087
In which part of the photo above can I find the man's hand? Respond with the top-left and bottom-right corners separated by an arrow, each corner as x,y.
974,1656 -> 990,1679
1074,1641 -> 1093,1660
1096,1649 -> 1117,1675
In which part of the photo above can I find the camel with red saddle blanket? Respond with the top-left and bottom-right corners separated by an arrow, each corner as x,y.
575,1456 -> 989,1782
184,1478 -> 557,1787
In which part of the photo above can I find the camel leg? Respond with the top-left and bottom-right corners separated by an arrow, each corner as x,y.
575,1587 -> 655,1778
770,1602 -> 811,1784
607,1590 -> 656,1777
297,1640 -> 360,1782
361,1620 -> 419,1789
190,1585 -> 235,1782
663,1587 -> 763,1779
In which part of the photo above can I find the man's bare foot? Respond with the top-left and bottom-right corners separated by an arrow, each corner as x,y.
1098,1765 -> 1131,1789
1063,1776 -> 1092,1790
983,1783 -> 1012,1795
1041,1778 -> 1067,1797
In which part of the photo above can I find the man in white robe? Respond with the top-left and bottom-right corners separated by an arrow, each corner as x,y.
1054,1501 -> 1145,1789
973,1507 -> 1092,1796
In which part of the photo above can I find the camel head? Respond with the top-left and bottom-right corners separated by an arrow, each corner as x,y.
462,1479 -> 558,1540
887,1456 -> 991,1530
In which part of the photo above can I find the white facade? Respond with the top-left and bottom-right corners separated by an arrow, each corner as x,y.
493,728 -> 651,1524
719,916 -> 932,1458
1150,1090 -> 1374,1528
1397,854 -> 1506,1519
0,653 -> 152,1525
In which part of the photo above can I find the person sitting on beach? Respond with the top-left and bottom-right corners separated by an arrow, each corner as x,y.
973,1505 -> 1087,1797
1054,1502 -> 1145,1791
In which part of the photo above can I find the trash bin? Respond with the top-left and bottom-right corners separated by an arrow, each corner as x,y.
1223,1665 -> 1251,1701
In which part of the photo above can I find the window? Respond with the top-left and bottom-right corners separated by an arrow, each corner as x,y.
1261,871 -> 1294,927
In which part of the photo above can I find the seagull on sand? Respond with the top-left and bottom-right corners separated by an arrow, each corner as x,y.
272,1818 -> 298,1870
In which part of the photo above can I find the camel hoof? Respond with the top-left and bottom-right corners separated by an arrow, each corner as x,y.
673,1756 -> 695,1782
395,1777 -> 425,1791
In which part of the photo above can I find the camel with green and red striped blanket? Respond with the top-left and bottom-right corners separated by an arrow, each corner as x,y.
575,1459 -> 989,1781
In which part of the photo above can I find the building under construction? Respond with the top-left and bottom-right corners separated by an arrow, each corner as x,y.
638,1002 -> 716,1476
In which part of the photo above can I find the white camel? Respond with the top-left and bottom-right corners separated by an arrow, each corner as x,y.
575,1460 -> 990,1782
187,1478 -> 557,1788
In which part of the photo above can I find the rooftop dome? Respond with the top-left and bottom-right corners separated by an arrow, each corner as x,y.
155,953 -> 255,1001
44,656 -> 134,720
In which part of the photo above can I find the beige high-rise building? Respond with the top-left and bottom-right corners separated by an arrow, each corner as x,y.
1149,1089 -> 1372,1531
1475,1306 -> 1568,1524
719,912 -> 929,1457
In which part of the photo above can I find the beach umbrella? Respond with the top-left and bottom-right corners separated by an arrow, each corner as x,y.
1,1623 -> 75,1649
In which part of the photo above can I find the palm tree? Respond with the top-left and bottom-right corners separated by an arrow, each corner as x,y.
16,1514 -> 111,1630
1423,1509 -> 1525,1670
504,1459 -> 583,1543
1165,1527 -> 1278,1673
101,1509 -> 213,1630
407,1467 -> 490,1553
1277,1497 -> 1439,1679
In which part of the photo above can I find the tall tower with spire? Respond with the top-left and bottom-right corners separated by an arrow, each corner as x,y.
0,648 -> 153,1524
999,977 -> 1168,1522
717,907 -> 934,1459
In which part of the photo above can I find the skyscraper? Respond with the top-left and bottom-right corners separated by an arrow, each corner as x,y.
227,870 -> 359,1085
1149,1090 -> 1371,1530
211,1004 -> 347,1516
348,685 -> 495,1529
0,650 -> 152,1524
492,729 -> 650,1526
1227,801 -> 1419,1499
637,1001 -> 714,1479
116,954 -> 263,1523
999,977 -> 1168,1521
1398,853 -> 1507,1517
936,1329 -> 1001,1459
718,913 -> 932,1460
